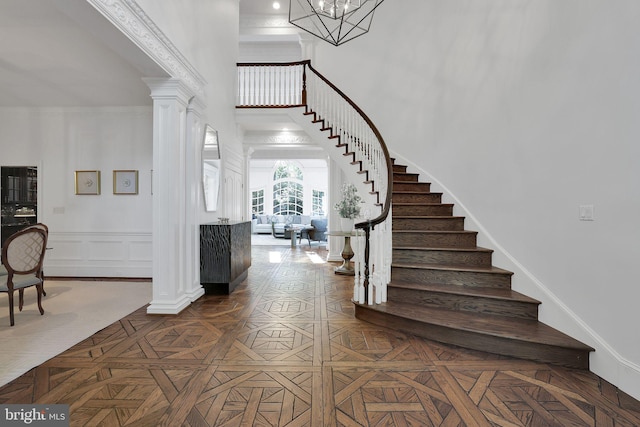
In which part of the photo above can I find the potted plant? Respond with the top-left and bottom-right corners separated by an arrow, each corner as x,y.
334,183 -> 361,231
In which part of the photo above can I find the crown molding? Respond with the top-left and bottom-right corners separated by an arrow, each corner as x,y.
241,14 -> 292,29
244,132 -> 314,146
87,0 -> 206,98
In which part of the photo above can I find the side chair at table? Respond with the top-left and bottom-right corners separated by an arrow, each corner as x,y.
0,226 -> 47,326
20,223 -> 49,297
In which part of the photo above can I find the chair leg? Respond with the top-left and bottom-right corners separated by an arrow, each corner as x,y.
8,291 -> 15,326
19,289 -> 24,311
36,283 -> 44,315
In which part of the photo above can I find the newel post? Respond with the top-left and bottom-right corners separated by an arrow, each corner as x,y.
363,225 -> 371,304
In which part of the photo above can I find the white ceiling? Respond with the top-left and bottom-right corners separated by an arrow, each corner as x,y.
0,0 -> 293,108
0,0 -> 172,107
240,0 -> 288,17
0,0 -> 307,144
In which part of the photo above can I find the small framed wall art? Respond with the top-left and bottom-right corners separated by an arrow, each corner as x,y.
113,170 -> 139,195
75,170 -> 101,195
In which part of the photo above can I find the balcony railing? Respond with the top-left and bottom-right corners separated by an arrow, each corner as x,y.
237,60 -> 392,305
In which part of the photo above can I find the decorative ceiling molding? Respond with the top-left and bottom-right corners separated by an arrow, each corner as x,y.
87,0 -> 206,98
241,15 -> 293,30
244,132 -> 314,146
267,134 -> 313,145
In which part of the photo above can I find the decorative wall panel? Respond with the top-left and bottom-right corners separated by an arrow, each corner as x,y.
45,232 -> 152,278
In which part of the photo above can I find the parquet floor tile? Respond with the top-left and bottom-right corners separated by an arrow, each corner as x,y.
226,321 -> 316,363
1,245 -> 639,426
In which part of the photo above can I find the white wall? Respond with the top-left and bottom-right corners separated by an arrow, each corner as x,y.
0,0 -> 243,278
313,0 -> 640,398
0,107 -> 153,277
239,41 -> 302,62
136,0 -> 242,223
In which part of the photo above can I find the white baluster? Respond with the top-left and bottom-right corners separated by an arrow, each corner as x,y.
375,227 -> 382,305
352,229 -> 359,302
367,264 -> 373,306
358,231 -> 365,303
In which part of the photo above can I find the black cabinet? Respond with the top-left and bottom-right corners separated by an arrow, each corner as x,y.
1,167 -> 38,246
200,221 -> 251,294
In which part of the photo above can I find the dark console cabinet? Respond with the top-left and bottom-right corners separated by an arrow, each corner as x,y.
200,221 -> 251,294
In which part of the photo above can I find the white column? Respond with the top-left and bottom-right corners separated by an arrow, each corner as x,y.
245,145 -> 254,220
185,96 -> 206,302
144,78 -> 196,314
327,157 -> 344,262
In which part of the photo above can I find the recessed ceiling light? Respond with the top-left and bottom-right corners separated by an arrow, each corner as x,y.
273,2 -> 281,10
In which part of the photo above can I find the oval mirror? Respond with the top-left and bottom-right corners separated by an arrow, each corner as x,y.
202,125 -> 221,212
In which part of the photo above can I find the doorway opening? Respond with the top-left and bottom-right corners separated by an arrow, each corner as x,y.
1,166 -> 38,246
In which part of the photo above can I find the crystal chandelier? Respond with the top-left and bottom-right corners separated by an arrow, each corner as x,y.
289,0 -> 385,46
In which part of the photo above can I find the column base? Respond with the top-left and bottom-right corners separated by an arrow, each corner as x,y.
146,295 -> 191,315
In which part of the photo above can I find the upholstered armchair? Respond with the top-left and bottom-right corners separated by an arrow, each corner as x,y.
0,226 -> 47,326
304,218 -> 327,246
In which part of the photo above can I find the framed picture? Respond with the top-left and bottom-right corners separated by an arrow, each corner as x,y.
113,170 -> 139,195
75,170 -> 101,195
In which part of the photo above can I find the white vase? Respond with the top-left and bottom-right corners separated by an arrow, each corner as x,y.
340,217 -> 354,232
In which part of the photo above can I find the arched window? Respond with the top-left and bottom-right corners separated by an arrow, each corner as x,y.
273,161 -> 303,215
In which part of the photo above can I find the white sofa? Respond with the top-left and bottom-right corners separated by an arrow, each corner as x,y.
252,214 -> 277,234
252,214 -> 314,238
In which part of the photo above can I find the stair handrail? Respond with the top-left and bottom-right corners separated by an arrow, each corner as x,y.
303,61 -> 393,233
237,60 -> 393,305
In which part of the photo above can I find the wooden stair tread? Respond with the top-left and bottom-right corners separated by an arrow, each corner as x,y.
393,262 -> 513,276
394,215 -> 465,220
389,281 -> 540,304
393,230 -> 477,236
393,246 -> 493,253
394,190 -> 442,195
359,302 -> 594,351
394,202 -> 454,206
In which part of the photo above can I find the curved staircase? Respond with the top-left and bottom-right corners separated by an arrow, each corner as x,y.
355,159 -> 595,369
235,61 -> 594,370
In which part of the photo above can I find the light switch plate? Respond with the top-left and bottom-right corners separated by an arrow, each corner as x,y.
579,205 -> 594,221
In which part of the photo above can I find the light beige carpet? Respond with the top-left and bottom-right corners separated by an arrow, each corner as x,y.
251,233 -> 325,248
0,280 -> 152,387
251,233 -> 293,246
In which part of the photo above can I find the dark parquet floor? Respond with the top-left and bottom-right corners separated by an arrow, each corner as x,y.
1,245 -> 639,426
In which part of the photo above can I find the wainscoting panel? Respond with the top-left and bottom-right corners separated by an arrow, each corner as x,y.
45,231 -> 152,278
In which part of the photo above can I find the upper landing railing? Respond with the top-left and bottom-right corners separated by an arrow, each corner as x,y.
237,60 -> 393,305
